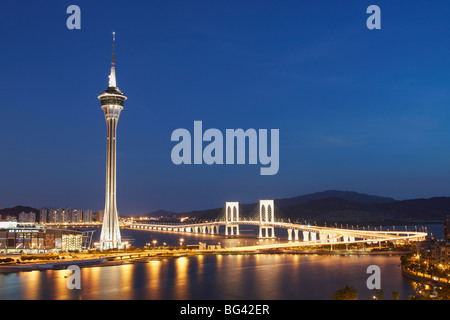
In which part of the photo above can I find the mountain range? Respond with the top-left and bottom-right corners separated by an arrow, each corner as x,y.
142,190 -> 450,224
2,190 -> 450,224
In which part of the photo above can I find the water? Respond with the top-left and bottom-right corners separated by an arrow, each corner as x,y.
0,253 -> 416,300
78,224 -> 278,248
0,224 -> 442,300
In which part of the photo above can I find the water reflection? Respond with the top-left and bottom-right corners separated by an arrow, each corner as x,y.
146,260 -> 162,299
21,271 -> 40,300
0,254 -> 417,300
79,263 -> 135,299
174,257 -> 189,299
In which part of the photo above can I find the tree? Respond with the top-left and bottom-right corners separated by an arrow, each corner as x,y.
376,289 -> 384,300
332,285 -> 358,300
392,291 -> 400,300
436,285 -> 450,300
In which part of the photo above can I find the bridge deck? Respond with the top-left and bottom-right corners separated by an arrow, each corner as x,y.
128,220 -> 427,250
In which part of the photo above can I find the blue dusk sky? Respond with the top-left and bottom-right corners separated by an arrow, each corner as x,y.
1,1 -> 450,215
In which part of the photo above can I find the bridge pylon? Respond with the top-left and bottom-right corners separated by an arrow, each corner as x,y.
258,200 -> 275,238
225,202 -> 240,236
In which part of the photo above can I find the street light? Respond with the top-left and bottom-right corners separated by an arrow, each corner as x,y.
180,238 -> 184,247
152,240 -> 157,248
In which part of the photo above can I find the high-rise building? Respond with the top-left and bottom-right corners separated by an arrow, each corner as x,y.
98,33 -> 127,250
39,208 -> 48,224
64,208 -> 72,222
71,209 -> 82,223
94,210 -> 103,223
55,208 -> 70,223
47,208 -> 57,223
18,211 -> 36,223
444,217 -> 449,240
82,209 -> 93,223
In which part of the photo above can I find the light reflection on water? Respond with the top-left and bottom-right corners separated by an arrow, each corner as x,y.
0,254 -> 416,300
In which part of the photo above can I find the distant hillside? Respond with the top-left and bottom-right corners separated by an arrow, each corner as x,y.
273,196 -> 450,223
274,190 -> 396,206
144,209 -> 178,218
0,206 -> 40,219
141,190 -> 450,223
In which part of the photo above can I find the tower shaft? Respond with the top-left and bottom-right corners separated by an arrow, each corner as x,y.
100,116 -> 121,249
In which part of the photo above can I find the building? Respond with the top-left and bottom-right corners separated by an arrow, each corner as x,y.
39,208 -> 47,224
55,208 -> 66,223
418,240 -> 450,265
71,209 -> 82,223
444,217 -> 449,240
61,208 -> 71,223
61,233 -> 83,252
4,215 -> 17,222
187,242 -> 207,250
98,33 -> 126,250
39,207 -> 95,224
0,222 -> 83,254
82,209 -> 93,223
95,210 -> 103,223
46,208 -> 57,223
18,211 -> 36,223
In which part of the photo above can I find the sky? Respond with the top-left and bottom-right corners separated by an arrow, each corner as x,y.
1,0 -> 450,215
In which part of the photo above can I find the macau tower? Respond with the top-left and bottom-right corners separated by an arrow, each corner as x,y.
98,33 -> 127,250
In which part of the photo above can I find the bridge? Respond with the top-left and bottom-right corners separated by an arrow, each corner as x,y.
127,200 -> 428,251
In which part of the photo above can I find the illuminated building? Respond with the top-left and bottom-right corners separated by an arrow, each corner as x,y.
444,217 -> 449,240
82,209 -> 93,223
98,33 -> 127,250
18,211 -> 36,223
39,208 -> 47,224
61,233 -> 83,252
0,222 -> 82,253
418,240 -> 450,265
71,209 -> 82,223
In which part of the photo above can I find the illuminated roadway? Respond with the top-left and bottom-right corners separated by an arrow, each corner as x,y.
127,219 -> 427,252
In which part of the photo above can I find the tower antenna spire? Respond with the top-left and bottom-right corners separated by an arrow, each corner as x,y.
112,32 -> 115,66
108,31 -> 117,87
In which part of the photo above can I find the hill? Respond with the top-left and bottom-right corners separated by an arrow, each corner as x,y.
142,190 -> 450,223
273,190 -> 395,207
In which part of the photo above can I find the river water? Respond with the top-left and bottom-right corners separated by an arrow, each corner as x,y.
0,223 -> 443,300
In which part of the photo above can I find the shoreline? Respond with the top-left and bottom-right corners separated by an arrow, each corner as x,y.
0,258 -> 107,273
401,266 -> 450,286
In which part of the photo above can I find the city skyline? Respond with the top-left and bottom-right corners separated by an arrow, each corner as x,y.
2,1 -> 450,216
